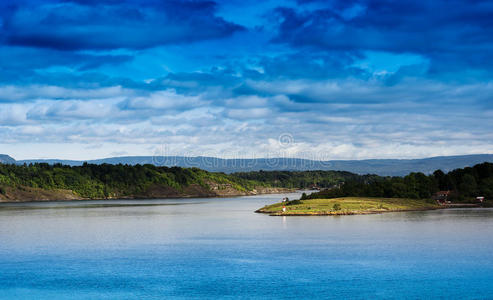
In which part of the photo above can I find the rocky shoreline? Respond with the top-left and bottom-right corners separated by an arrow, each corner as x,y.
256,207 -> 444,216
257,204 -> 482,216
0,184 -> 294,203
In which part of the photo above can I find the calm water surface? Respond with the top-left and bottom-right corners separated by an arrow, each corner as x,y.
1,192 -> 493,299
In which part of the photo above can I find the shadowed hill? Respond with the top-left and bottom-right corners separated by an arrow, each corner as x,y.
0,163 -> 293,202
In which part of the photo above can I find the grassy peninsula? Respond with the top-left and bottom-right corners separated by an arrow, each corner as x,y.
256,162 -> 493,216
256,197 -> 441,216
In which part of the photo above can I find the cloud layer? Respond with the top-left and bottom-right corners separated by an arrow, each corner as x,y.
0,0 -> 492,160
1,0 -> 243,50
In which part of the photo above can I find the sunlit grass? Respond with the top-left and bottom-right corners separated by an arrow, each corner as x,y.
256,197 -> 440,215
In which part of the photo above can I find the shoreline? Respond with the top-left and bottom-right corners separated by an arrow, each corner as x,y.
255,207 -> 440,216
256,205 -> 481,216
0,187 -> 296,204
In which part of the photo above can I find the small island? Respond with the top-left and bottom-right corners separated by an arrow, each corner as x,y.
256,161 -> 492,216
256,197 -> 444,216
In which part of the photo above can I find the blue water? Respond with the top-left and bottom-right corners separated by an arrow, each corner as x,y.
1,192 -> 493,299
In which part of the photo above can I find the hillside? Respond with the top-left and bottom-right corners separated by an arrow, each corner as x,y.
0,163 -> 288,202
1,161 -> 492,203
6,154 -> 493,176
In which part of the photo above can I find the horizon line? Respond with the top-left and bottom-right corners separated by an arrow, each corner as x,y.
5,153 -> 493,163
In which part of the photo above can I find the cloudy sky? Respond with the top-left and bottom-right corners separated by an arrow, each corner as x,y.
1,0 -> 492,160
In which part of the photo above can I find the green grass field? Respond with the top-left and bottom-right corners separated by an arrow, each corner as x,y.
256,197 -> 440,215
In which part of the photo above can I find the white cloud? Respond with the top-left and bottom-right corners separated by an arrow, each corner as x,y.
1,78 -> 493,160
225,107 -> 271,119
121,90 -> 205,110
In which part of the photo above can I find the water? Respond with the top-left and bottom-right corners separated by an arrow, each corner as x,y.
1,192 -> 493,299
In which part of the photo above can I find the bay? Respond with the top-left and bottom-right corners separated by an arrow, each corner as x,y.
1,192 -> 493,299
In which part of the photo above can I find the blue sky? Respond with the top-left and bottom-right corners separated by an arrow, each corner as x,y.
0,0 -> 492,160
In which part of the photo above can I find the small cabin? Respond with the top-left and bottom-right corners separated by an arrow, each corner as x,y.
476,196 -> 485,203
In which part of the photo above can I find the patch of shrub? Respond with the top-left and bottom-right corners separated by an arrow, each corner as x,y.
378,204 -> 388,210
333,203 -> 341,211
286,199 -> 302,206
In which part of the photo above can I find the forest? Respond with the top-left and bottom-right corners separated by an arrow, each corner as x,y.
0,162 -> 492,202
0,163 -> 259,199
232,170 -> 379,189
303,162 -> 493,202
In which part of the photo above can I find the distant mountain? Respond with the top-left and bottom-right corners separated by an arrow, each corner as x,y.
0,155 -> 15,164
11,154 -> 493,176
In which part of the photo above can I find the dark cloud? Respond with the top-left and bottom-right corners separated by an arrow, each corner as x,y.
0,47 -> 132,73
1,0 -> 493,159
274,0 -> 493,74
1,0 -> 244,50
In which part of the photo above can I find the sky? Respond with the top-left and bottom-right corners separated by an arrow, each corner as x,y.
0,0 -> 492,160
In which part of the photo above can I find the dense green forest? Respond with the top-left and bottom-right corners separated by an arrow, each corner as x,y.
232,170 -> 378,189
0,163 -> 260,199
303,162 -> 493,202
1,162 -> 492,202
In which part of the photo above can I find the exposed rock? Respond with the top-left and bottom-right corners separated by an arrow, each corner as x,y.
0,183 -> 294,203
0,185 -> 80,202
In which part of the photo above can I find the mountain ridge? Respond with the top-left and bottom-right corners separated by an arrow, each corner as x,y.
0,155 -> 15,164
2,153 -> 493,176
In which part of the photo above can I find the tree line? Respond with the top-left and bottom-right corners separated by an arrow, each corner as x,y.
0,163 -> 259,199
303,162 -> 493,202
232,170 -> 379,189
1,162 -> 492,202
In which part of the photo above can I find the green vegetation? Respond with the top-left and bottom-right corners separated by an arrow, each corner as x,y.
256,197 -> 440,215
232,170 -> 377,189
0,163 -> 263,199
305,162 -> 493,203
257,162 -> 493,216
0,161 -> 491,203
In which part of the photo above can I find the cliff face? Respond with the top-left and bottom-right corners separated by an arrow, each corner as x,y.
207,181 -> 293,197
